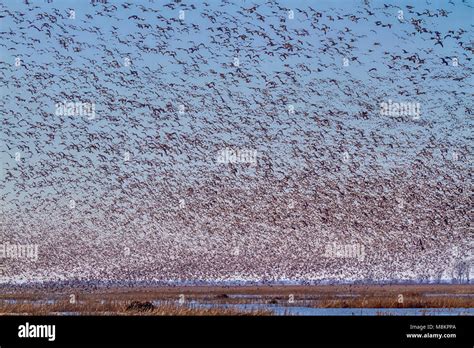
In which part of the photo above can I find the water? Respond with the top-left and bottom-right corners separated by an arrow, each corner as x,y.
2,298 -> 472,316
194,303 -> 474,316
152,300 -> 473,316
424,293 -> 474,297
1,299 -> 57,305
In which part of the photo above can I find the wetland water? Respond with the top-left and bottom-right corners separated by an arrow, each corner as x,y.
1,289 -> 472,316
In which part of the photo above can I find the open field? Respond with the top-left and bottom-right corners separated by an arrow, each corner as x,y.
0,284 -> 472,315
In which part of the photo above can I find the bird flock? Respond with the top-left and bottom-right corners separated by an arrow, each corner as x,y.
0,0 -> 472,285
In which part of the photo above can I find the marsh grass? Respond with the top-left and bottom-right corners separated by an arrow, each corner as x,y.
0,299 -> 271,315
0,284 -> 471,315
314,295 -> 473,308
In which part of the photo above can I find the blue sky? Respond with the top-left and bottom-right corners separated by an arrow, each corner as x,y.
1,0 -> 472,210
0,0 -> 472,282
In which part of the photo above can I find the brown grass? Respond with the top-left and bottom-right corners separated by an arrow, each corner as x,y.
314,295 -> 473,308
0,300 -> 271,316
0,284 -> 471,315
